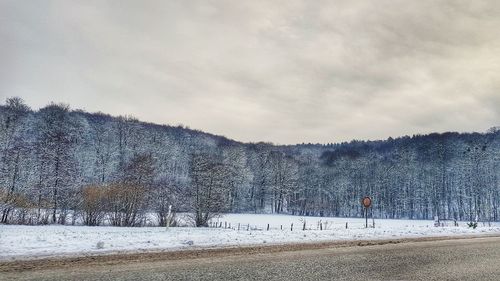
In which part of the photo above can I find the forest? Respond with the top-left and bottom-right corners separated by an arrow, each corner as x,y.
0,97 -> 499,226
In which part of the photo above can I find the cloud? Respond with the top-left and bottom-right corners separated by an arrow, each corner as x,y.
1,0 -> 499,144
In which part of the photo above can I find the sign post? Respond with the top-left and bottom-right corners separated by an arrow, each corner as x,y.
362,196 -> 372,228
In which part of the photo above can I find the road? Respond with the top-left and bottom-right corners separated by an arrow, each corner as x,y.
2,236 -> 500,281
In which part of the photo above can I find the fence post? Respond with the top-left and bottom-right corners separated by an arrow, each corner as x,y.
247,224 -> 250,231
320,223 -> 322,231
267,224 -> 270,231
238,223 -> 240,231
346,222 -> 348,229
303,221 -> 306,231
280,225 -> 282,230
291,223 -> 293,231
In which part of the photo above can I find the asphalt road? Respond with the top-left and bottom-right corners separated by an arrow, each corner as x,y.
2,236 -> 500,281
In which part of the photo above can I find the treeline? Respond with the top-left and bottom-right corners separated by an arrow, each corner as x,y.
0,97 -> 499,226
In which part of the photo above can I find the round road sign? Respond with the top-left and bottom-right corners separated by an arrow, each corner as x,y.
362,196 -> 372,208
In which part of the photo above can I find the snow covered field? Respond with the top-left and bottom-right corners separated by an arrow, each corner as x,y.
1,214 -> 499,261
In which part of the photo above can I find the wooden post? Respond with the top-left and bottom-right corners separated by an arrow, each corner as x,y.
247,224 -> 250,231
165,205 -> 172,229
225,222 -> 227,229
346,222 -> 348,229
291,223 -> 293,231
280,225 -> 282,230
267,224 -> 270,231
238,223 -> 240,231
320,223 -> 322,230
303,221 -> 306,231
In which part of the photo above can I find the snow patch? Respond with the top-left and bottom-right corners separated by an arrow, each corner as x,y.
1,214 -> 499,261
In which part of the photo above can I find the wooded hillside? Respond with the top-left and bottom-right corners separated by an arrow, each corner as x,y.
1,97 -> 498,225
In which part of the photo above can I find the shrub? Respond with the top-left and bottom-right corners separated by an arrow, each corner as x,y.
467,222 -> 478,229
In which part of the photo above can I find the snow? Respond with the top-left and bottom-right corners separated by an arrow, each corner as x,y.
1,214 -> 499,261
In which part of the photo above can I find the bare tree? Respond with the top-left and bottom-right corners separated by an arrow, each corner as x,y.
188,153 -> 231,227
81,185 -> 107,226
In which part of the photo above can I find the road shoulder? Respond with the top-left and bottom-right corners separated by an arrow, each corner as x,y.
2,234 -> 500,273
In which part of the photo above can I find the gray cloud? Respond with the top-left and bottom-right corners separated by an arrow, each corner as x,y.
1,0 -> 499,144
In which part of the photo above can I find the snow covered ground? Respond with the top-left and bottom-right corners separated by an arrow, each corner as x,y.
1,214 -> 499,261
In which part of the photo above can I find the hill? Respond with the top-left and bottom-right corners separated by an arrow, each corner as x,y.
0,97 -> 499,225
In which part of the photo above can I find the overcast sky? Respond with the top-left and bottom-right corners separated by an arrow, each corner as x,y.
1,1 -> 499,144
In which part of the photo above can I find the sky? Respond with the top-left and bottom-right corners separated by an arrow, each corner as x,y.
1,0 -> 499,144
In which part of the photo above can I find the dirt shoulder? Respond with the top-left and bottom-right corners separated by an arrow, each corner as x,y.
2,234 -> 499,273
